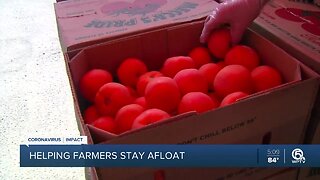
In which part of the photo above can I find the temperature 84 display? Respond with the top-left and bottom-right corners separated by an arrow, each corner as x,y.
266,149 -> 281,164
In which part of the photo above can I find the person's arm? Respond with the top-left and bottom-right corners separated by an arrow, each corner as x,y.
200,0 -> 270,45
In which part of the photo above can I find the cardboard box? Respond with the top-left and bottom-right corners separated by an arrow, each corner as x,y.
251,0 -> 320,151
251,0 -> 320,74
264,168 -> 298,180
65,19 -> 319,179
86,138 -> 294,180
297,123 -> 320,180
53,0 -> 216,153
54,0 -> 217,56
298,167 -> 320,180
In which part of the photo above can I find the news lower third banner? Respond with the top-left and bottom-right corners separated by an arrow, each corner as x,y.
20,144 -> 320,167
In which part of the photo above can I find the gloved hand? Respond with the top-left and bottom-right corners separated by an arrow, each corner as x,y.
200,0 -> 269,45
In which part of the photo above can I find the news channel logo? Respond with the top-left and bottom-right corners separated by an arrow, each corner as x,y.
291,148 -> 306,164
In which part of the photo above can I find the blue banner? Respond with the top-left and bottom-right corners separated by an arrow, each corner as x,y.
20,145 -> 320,167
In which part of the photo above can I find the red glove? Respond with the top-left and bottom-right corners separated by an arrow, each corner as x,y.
200,0 -> 269,45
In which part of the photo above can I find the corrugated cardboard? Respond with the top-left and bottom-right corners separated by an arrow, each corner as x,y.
184,168 -> 298,180
54,0 -> 217,54
298,122 -> 320,180
263,168 -> 298,180
54,0 -> 320,179
251,0 -> 320,154
65,20 -> 320,179
251,0 -> 320,74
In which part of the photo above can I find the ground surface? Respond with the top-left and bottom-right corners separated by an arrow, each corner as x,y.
0,1 -> 85,179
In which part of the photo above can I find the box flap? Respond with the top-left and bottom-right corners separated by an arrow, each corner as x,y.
252,0 -> 320,73
55,0 -> 217,52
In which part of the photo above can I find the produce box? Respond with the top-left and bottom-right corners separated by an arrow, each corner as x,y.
251,0 -> 320,148
251,0 -> 320,74
264,168 -> 298,180
55,0 -> 320,179
54,0 -> 217,158
64,19 -> 319,179
298,122 -> 320,180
